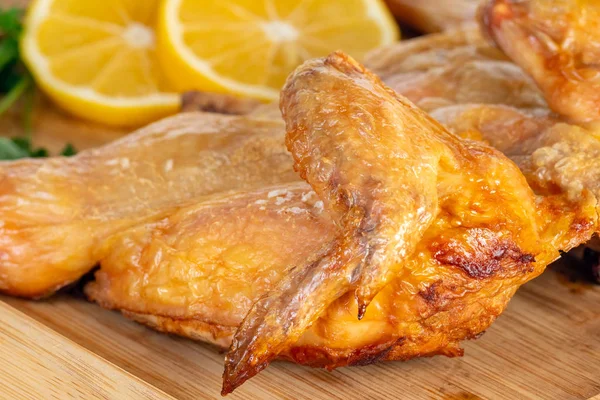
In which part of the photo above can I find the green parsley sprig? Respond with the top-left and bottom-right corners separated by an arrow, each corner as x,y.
0,7 -> 76,160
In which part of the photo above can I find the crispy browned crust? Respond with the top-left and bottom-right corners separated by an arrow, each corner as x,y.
482,0 -> 600,122
121,311 -> 468,368
123,312 -> 235,349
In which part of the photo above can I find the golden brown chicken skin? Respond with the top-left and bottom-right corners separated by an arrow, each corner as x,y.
366,23 -> 600,255
378,23 -> 600,276
86,183 -> 334,344
83,52 -> 576,394
0,113 -> 297,297
483,0 -> 600,123
222,51 -> 582,393
476,0 -> 600,242
365,28 -> 546,112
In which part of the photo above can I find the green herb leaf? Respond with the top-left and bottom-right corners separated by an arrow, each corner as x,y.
0,136 -> 76,161
60,143 -> 77,156
0,38 -> 18,72
0,8 -> 23,84
30,147 -> 49,158
10,136 -> 31,151
0,7 -> 28,104
0,8 -> 77,161
0,8 -> 23,38
0,74 -> 30,114
0,137 -> 31,160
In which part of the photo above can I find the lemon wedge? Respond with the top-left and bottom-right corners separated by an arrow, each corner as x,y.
158,0 -> 399,100
21,0 -> 180,126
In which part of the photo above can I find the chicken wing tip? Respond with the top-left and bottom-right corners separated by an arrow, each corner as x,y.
221,362 -> 264,396
221,334 -> 272,395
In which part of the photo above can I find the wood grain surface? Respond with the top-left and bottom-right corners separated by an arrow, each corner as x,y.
1,260 -> 598,399
0,301 -> 176,400
1,0 -> 599,399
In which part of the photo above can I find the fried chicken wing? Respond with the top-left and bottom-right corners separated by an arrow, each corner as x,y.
366,24 -> 600,255
483,0 -> 600,123
385,0 -> 480,33
223,52 -> 461,391
85,17 -> 600,393
0,113 -> 297,297
82,52 -> 564,394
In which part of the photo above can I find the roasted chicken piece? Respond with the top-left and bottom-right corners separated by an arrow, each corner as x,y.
365,28 -> 546,112
85,52 -> 571,394
479,0 -> 600,245
483,0 -> 600,123
385,0 -> 480,33
367,19 -> 600,262
0,113 -> 297,297
373,4 -> 600,275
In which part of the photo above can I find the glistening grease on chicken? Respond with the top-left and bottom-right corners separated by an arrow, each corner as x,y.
483,0 -> 600,123
83,52 -> 562,394
0,113 -> 298,297
224,52 -> 558,393
372,2 -> 600,279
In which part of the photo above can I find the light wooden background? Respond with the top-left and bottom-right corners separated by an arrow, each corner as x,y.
1,263 -> 599,400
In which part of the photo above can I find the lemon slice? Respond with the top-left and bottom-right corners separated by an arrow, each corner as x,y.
158,0 -> 399,100
21,0 -> 180,126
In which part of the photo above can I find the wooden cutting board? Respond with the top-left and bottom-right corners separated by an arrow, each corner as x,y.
1,1 -> 599,398
1,258 -> 599,400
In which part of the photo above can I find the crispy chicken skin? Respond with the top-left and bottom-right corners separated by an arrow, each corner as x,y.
483,0 -> 600,123
85,52 -> 570,394
385,0 -> 480,33
375,17 -> 600,268
365,28 -> 546,112
366,23 -> 600,250
86,183 -> 333,327
0,113 -> 297,297
477,1 -> 600,240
